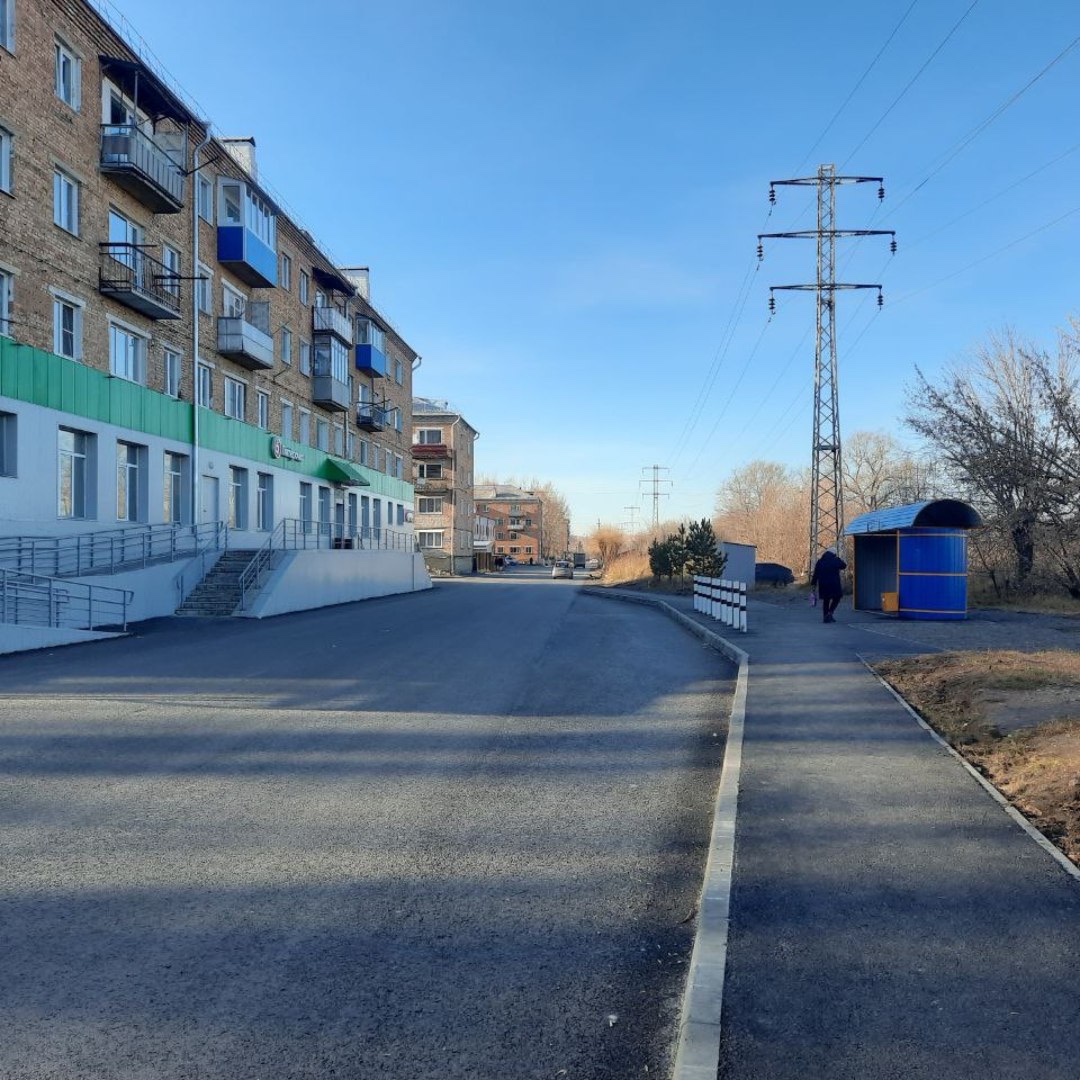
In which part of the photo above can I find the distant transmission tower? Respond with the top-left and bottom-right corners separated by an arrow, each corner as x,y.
640,465 -> 672,529
757,165 -> 895,570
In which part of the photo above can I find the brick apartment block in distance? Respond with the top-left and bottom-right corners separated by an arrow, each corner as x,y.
474,485 -> 543,565
412,398 -> 477,575
0,0 -> 430,643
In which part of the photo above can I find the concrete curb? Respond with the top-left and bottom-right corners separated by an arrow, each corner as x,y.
859,654 -> 1080,884
581,587 -> 748,1079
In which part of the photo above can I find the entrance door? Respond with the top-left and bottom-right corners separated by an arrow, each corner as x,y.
334,499 -> 346,543
373,498 -> 382,545
199,475 -> 219,524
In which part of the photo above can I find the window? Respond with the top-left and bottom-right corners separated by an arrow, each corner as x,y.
58,427 -> 93,519
299,339 -> 311,376
359,440 -> 369,466
0,126 -> 11,193
109,323 -> 146,384
417,462 -> 442,479
52,293 -> 82,359
281,326 -> 292,365
397,504 -> 405,527
299,482 -> 313,529
418,531 -> 444,549
394,454 -> 403,479
318,486 -> 331,525
197,262 -> 213,314
298,409 -> 310,446
162,245 -> 181,298
299,270 -> 309,305
346,432 -> 355,460
333,424 -> 344,455
257,390 -> 269,429
280,252 -> 291,290
394,358 -> 404,384
197,362 -> 212,407
316,418 -> 329,451
222,281 -> 246,317
355,317 -> 384,351
0,411 -> 15,477
163,451 -> 188,523
372,445 -> 380,471
418,497 -> 442,513
197,174 -> 213,222
281,401 -> 293,439
116,440 -> 145,522
313,336 -> 348,383
395,409 -> 403,433
256,473 -> 273,531
53,167 -> 79,234
164,348 -> 181,397
0,0 -> 13,51
54,39 -> 80,110
314,288 -> 326,309
224,376 -> 246,420
229,466 -> 248,529
0,268 -> 10,336
417,428 -> 443,445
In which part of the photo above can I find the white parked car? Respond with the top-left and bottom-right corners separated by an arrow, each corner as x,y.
551,561 -> 574,580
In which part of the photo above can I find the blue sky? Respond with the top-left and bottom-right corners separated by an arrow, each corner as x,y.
111,0 -> 1080,533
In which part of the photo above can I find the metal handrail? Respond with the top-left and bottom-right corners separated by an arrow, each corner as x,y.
238,518 -> 419,610
0,568 -> 132,631
99,242 -> 182,315
174,523 -> 232,606
0,521 -> 228,579
99,123 -> 185,204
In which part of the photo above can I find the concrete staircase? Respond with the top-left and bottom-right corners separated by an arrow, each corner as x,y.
175,550 -> 259,617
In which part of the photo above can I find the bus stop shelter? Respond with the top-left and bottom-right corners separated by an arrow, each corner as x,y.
845,499 -> 982,620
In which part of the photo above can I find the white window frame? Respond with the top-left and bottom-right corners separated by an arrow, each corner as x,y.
417,428 -> 443,445
53,166 -> 79,235
418,497 -> 443,514
54,37 -> 81,111
0,410 -> 16,478
346,431 -> 355,460
395,454 -> 403,479
394,358 -> 403,384
229,466 -> 248,529
298,408 -> 311,446
222,280 -> 246,317
108,320 -> 147,384
256,472 -> 273,531
280,400 -> 293,439
58,426 -> 94,520
163,451 -> 189,524
418,531 -> 444,549
197,262 -> 213,315
0,0 -> 14,52
49,288 -> 83,360
299,339 -> 311,376
116,439 -> 145,522
316,418 -> 329,452
0,268 -> 11,337
299,270 -> 309,305
197,174 -> 213,223
224,376 -> 246,421
333,423 -> 344,456
0,125 -> 12,194
197,362 -> 213,407
280,252 -> 291,290
163,347 -> 182,398
281,325 -> 292,365
162,244 -> 181,298
257,389 -> 269,429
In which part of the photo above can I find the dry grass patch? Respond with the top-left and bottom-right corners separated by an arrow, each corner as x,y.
877,650 -> 1080,863
598,553 -> 693,594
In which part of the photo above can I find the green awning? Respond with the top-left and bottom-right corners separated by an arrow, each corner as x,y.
321,458 -> 370,487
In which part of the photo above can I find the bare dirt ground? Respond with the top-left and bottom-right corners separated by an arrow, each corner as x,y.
876,650 -> 1080,864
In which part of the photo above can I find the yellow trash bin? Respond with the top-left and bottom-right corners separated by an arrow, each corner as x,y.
881,591 -> 899,613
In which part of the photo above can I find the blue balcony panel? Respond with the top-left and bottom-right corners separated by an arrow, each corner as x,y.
217,226 -> 278,289
355,343 -> 387,378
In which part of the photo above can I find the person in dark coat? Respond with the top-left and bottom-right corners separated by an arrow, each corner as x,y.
810,548 -> 847,623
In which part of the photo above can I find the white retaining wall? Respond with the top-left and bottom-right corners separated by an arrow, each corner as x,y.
0,624 -> 123,655
243,549 -> 432,618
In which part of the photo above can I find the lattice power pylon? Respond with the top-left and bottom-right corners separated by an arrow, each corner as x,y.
757,164 -> 895,572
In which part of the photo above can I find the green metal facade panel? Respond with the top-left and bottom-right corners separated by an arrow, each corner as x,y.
0,340 -> 414,501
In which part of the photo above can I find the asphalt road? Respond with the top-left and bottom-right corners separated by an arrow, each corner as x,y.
0,565 -> 733,1080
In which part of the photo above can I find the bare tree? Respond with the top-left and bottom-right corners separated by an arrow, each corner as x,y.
842,430 -> 940,515
906,328 -> 1074,585
586,524 -> 627,568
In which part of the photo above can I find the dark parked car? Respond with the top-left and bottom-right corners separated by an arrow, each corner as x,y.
755,561 -> 795,587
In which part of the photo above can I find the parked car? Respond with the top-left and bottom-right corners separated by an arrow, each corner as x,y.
755,561 -> 795,587
584,558 -> 601,571
552,561 -> 574,580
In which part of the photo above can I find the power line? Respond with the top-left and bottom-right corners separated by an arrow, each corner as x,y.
640,466 -> 673,529
841,0 -> 982,169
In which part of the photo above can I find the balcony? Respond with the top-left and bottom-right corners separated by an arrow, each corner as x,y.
98,244 -> 181,320
313,305 -> 353,344
217,180 -> 277,288
100,125 -> 185,214
415,476 -> 452,494
357,403 -> 388,431
217,301 -> 273,371
411,442 -> 451,461
355,342 -> 387,378
312,374 -> 351,412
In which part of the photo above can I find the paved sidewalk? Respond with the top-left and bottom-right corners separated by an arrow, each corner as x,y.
606,589 -> 1080,1079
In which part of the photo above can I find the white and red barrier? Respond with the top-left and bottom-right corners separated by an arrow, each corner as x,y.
693,576 -> 747,632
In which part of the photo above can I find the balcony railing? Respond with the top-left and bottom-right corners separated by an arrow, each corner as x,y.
312,373 -> 351,412
99,124 -> 185,214
414,476 -> 452,494
357,403 -> 388,431
99,243 -> 181,320
411,442 -> 451,460
218,301 -> 273,370
313,305 -> 353,344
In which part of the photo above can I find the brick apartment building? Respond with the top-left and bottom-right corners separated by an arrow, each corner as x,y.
412,399 -> 477,575
0,0 -> 425,622
474,485 -> 544,564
